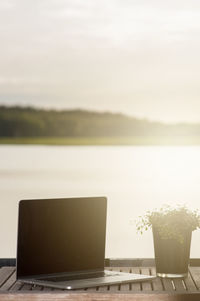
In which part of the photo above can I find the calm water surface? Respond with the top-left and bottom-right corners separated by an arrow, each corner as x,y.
1,145 -> 200,258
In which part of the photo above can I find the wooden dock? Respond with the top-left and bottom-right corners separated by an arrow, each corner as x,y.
1,259 -> 200,300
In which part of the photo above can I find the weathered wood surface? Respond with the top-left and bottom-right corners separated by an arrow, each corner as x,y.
1,293 -> 200,301
0,266 -> 200,300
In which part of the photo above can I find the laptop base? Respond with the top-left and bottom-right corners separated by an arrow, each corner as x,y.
19,270 -> 156,290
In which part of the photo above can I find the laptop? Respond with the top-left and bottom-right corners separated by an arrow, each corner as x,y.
16,197 -> 155,290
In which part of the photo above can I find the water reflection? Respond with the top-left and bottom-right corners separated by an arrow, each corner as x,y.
0,145 -> 200,258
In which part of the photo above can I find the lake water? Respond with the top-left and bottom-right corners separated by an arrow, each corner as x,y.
1,145 -> 200,258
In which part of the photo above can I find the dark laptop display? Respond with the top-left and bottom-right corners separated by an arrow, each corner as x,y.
17,197 -> 107,278
17,196 -> 155,289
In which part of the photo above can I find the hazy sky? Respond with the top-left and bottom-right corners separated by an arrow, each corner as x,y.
1,0 -> 200,122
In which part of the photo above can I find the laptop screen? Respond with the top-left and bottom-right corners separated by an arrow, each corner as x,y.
17,197 -> 107,278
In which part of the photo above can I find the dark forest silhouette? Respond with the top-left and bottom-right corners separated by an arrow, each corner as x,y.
0,106 -> 199,137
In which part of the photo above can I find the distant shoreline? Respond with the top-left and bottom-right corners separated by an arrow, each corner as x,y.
1,136 -> 200,145
2,106 -> 200,140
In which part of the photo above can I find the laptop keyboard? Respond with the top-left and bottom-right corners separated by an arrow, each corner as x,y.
38,271 -> 119,282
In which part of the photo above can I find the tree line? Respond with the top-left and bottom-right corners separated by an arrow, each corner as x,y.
0,106 -> 199,137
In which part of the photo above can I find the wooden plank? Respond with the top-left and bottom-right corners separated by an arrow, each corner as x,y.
189,267 -> 200,289
80,286 -> 97,292
108,267 -> 121,292
172,278 -> 186,292
152,270 -> 174,292
0,270 -> 16,291
160,277 -> 174,292
130,268 -> 142,291
140,268 -> 152,291
84,285 -> 97,291
150,267 -> 163,291
96,270 -> 113,292
97,267 -> 111,292
97,285 -> 109,292
9,280 -> 23,292
108,283 -> 120,292
20,283 -> 32,291
183,271 -> 198,292
1,293 -> 200,301
1,265 -> 199,295
119,267 -> 131,292
0,267 -> 15,288
163,279 -> 175,292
